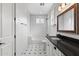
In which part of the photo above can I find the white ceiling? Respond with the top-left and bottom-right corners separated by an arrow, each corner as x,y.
27,3 -> 53,15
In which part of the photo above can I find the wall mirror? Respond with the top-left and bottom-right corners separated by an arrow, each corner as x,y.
57,4 -> 77,33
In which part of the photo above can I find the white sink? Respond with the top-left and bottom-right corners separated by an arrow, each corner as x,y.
51,37 -> 60,40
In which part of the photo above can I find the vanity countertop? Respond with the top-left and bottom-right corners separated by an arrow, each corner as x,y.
46,35 -> 79,56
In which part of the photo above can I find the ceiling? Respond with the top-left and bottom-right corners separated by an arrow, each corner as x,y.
27,3 -> 53,15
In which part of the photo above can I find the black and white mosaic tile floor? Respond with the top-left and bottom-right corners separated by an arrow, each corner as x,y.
22,42 -> 50,56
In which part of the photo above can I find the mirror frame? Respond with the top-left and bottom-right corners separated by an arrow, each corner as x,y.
57,4 -> 76,33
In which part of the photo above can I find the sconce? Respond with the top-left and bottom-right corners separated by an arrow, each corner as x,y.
58,5 -> 62,11
58,3 -> 67,11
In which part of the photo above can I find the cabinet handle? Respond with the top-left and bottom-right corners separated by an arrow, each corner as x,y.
0,43 -> 4,45
54,46 -> 56,50
48,44 -> 49,46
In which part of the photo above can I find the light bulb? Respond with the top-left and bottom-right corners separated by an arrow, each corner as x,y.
58,5 -> 62,11
61,3 -> 66,8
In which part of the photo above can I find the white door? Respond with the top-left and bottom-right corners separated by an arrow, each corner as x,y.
0,3 -> 14,56
16,4 -> 30,56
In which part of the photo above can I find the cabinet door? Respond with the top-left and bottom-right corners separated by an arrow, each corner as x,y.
0,3 -> 2,38
49,41 -> 55,56
52,46 -> 58,56
1,3 -> 14,56
45,39 -> 51,55
50,43 -> 62,56
61,53 -> 65,56
2,3 -> 14,37
56,48 -> 62,56
45,38 -> 62,56
45,38 -> 54,56
46,39 -> 57,56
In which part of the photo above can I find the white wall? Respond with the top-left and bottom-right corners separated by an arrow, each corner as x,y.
16,3 -> 30,56
47,4 -> 58,36
30,15 -> 47,41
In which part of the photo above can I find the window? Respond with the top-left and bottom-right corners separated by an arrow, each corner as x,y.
36,18 -> 45,24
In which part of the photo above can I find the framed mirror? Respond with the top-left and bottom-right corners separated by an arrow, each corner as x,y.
57,4 -> 76,33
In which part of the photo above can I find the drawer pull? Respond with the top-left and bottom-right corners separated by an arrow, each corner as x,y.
0,43 -> 4,45
54,46 -> 56,50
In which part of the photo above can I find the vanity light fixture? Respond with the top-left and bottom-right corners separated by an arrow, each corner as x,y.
58,3 -> 67,11
61,3 -> 66,8
58,5 -> 62,11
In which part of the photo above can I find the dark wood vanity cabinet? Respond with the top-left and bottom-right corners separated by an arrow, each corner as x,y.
57,3 -> 79,34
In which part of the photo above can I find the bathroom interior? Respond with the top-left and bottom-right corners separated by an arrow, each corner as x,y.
0,3 -> 79,56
